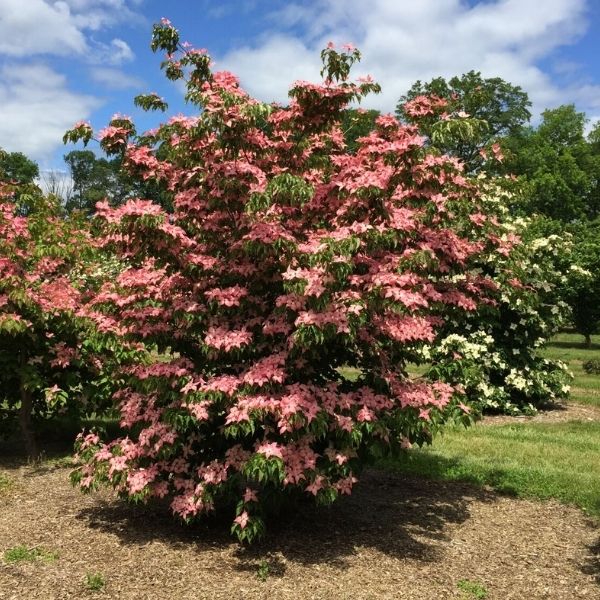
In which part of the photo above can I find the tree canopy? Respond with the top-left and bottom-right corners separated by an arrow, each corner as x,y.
397,71 -> 531,172
0,149 -> 39,185
502,105 -> 600,222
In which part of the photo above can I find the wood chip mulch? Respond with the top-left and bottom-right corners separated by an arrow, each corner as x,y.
1,462 -> 598,599
481,401 -> 600,426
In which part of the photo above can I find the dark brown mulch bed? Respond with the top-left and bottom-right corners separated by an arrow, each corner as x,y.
0,461 -> 598,599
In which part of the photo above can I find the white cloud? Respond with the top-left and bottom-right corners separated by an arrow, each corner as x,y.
0,1 -> 144,163
204,0 -> 258,19
90,66 -> 144,89
217,36 -> 318,100
219,0 -> 593,119
59,0 -> 142,30
0,64 -> 100,161
92,38 -> 135,65
37,169 -> 74,199
0,0 -> 140,60
0,0 -> 88,57
584,116 -> 600,138
110,39 -> 134,63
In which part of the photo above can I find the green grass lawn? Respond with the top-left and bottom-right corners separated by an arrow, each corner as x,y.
383,420 -> 600,516
0,472 -> 11,493
384,332 -> 600,517
542,332 -> 600,407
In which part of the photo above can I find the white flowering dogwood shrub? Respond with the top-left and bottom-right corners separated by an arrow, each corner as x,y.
426,182 -> 572,414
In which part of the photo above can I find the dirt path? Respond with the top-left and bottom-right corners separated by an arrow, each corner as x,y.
0,463 -> 598,599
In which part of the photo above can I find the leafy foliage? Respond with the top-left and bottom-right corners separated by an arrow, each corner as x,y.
0,148 -> 39,185
63,150 -> 128,213
502,105 -> 600,222
563,219 -> 600,345
0,176 -> 135,455
66,25 -> 522,542
397,71 -> 531,172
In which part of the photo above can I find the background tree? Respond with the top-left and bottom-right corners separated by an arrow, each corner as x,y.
63,150 -> 128,213
0,149 -> 39,185
397,71 -> 531,172
563,219 -> 600,347
63,149 -> 173,213
502,105 -> 600,221
589,120 -> 600,151
499,106 -> 600,344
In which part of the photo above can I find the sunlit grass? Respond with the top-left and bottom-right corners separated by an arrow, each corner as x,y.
383,332 -> 600,516
383,420 -> 600,516
0,472 -> 12,494
4,545 -> 58,563
542,332 -> 600,407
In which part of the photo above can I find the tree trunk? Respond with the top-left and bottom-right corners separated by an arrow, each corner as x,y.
585,333 -> 592,349
18,380 -> 38,460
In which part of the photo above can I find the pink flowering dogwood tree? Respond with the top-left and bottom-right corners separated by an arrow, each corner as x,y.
69,21 -> 518,542
0,178 -> 105,456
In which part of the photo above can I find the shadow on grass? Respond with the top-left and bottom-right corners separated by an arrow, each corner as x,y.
547,340 -> 600,351
75,468 -> 496,572
379,451 -> 526,498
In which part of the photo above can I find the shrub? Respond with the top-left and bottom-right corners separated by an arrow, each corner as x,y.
582,359 -> 600,375
0,182 -> 89,455
426,202 -> 573,414
69,21 -> 522,542
0,177 -> 135,456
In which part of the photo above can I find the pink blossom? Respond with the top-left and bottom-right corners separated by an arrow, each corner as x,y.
491,142 -> 504,161
243,488 -> 258,503
187,403 -> 209,420
204,326 -> 252,352
400,436 -> 412,449
334,475 -> 358,495
225,445 -> 251,470
255,441 -> 284,460
305,476 -> 325,495
234,511 -> 250,529
201,375 -> 241,396
243,353 -> 287,387
198,460 -> 228,484
205,285 -> 248,307
403,94 -> 447,117
127,466 -> 158,494
357,406 -> 375,422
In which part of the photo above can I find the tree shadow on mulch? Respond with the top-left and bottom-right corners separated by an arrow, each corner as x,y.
580,536 -> 600,585
76,468 -> 496,574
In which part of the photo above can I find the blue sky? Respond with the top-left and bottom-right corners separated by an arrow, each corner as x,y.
1,0 -> 599,170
